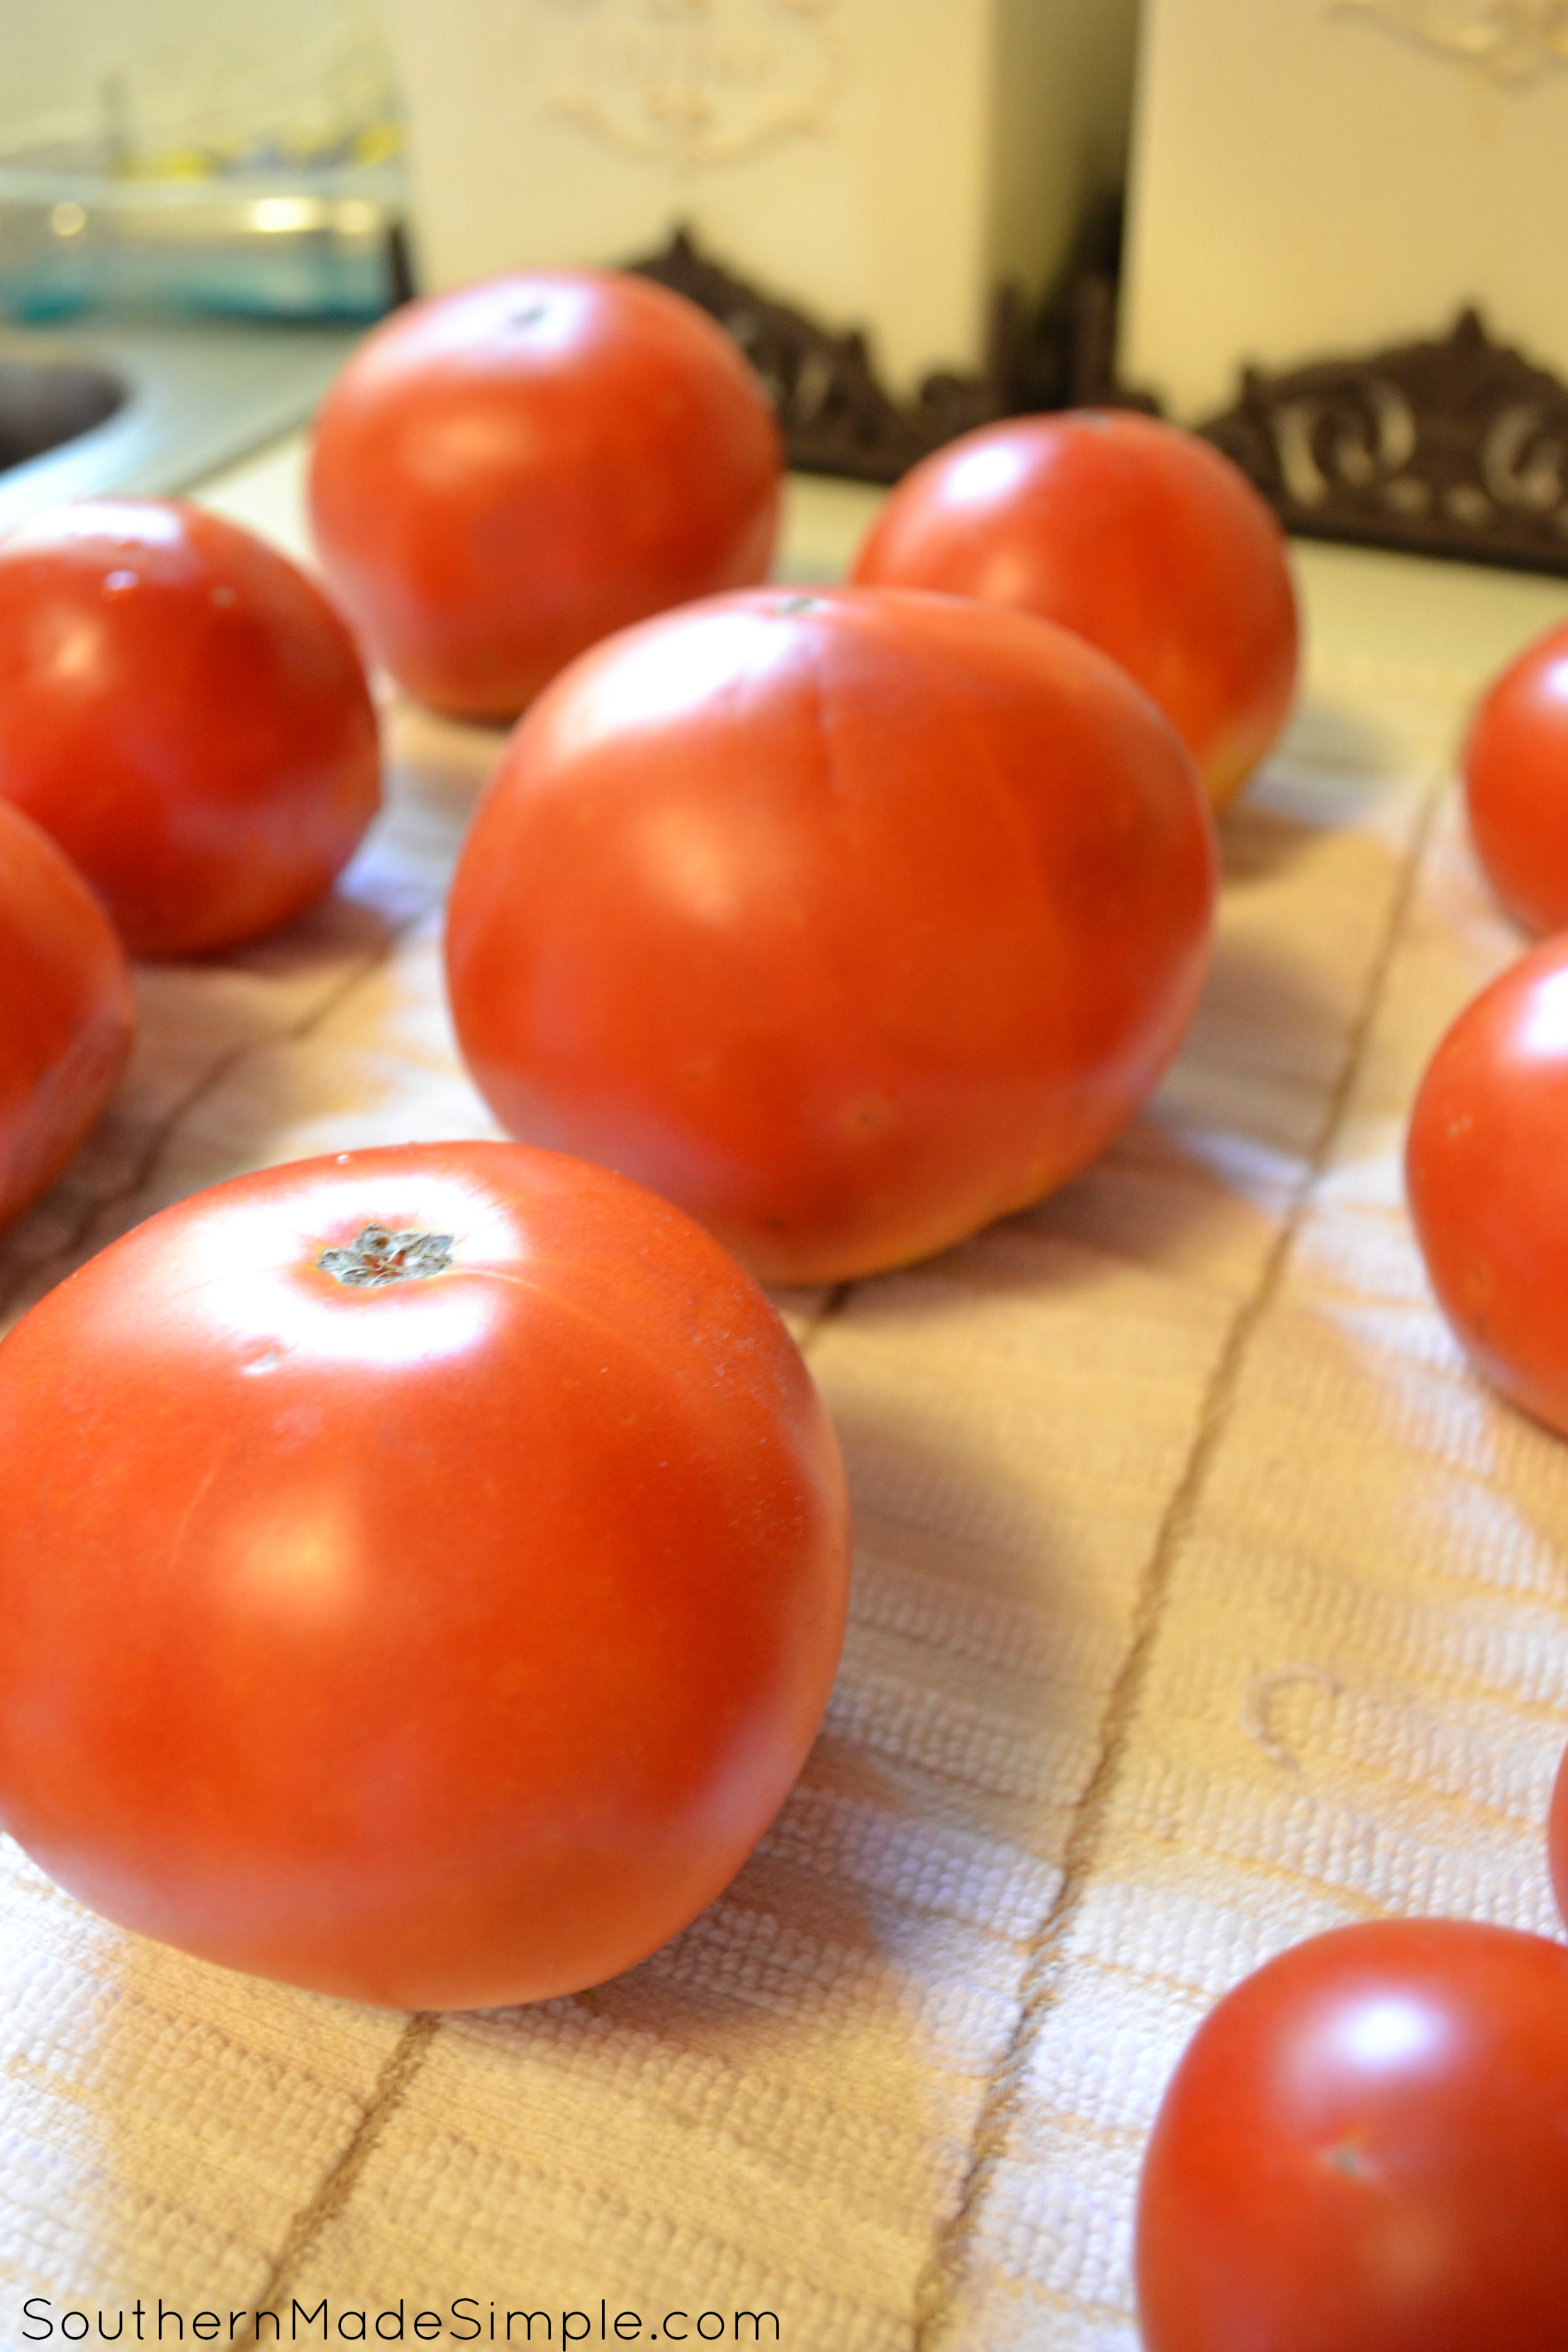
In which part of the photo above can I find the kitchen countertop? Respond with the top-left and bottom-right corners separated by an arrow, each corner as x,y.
0,318 -> 364,535
4,443 -> 1568,2350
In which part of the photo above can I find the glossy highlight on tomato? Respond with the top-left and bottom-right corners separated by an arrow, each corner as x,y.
851,410 -> 1299,808
1136,1918 -> 1568,2352
308,268 -> 783,718
1462,617 -> 1568,933
1405,931 -> 1568,1435
444,584 -> 1217,1285
0,498 -> 380,958
0,797 -> 134,1233
0,1141 -> 851,2010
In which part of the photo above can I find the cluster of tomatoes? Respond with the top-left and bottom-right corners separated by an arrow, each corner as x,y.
0,262 -> 1298,2021
1,261 -> 1564,2336
1406,626 -> 1568,1438
1135,614 -> 1568,2347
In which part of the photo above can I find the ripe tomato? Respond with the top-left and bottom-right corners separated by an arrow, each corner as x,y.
0,797 -> 134,1233
1405,932 -> 1568,1435
444,586 -> 1216,1286
850,410 -> 1299,808
1136,1918 -> 1568,2352
0,499 -> 380,958
308,269 -> 783,719
0,1142 -> 850,2010
1462,618 -> 1568,933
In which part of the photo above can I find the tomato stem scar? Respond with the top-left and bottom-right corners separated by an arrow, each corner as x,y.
318,1225 -> 454,1286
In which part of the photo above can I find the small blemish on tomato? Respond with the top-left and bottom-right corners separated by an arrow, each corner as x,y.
1466,1257 -> 1495,1301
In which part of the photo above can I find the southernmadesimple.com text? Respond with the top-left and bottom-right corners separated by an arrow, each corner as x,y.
21,2300 -> 783,2343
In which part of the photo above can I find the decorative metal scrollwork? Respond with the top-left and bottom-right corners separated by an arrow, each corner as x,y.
631,235 -> 1568,577
627,212 -> 1154,483
629,226 -> 1017,481
1201,310 -> 1568,575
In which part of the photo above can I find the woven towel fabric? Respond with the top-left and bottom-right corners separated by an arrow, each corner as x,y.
3,452 -> 1568,2349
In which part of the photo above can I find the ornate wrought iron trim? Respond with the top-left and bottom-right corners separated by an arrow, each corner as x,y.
627,225 -> 1019,483
1202,310 -> 1568,576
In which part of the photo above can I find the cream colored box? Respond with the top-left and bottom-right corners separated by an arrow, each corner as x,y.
1121,0 -> 1568,420
391,0 -> 1138,396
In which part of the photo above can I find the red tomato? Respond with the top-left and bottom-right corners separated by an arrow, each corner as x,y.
444,586 -> 1216,1286
308,270 -> 783,719
1405,933 -> 1568,1435
0,1142 -> 850,2009
0,499 -> 380,958
851,410 -> 1299,808
1463,619 -> 1568,933
0,798 -> 134,1232
1136,1918 -> 1568,2352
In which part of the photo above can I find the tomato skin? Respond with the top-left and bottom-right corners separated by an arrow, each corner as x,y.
1405,934 -> 1568,1435
1463,621 -> 1568,933
0,499 -> 380,958
1136,1919 -> 1568,2352
0,1141 -> 850,2010
0,797 -> 134,1231
850,411 -> 1299,808
444,585 -> 1216,1286
308,270 -> 783,719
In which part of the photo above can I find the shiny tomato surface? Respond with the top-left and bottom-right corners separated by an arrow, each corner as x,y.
308,269 -> 783,719
1405,933 -> 1568,1435
0,499 -> 380,957
851,410 -> 1299,808
0,797 -> 134,1232
0,1142 -> 851,2010
1463,618 -> 1568,933
444,586 -> 1216,1285
1136,1919 -> 1568,2352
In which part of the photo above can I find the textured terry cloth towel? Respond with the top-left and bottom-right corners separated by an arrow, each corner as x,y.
2,454 -> 1567,2350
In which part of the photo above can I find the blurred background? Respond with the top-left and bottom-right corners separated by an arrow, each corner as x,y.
0,0 -> 403,321
6,0 -> 1568,543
